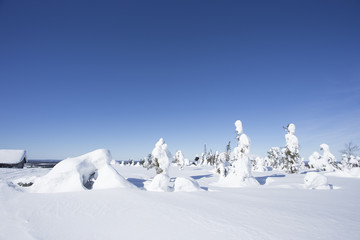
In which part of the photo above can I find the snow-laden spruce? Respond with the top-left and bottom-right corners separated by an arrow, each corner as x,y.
281,123 -> 300,173
213,120 -> 258,187
174,150 -> 185,170
266,147 -> 282,170
28,149 -> 135,193
309,144 -> 338,171
144,138 -> 173,192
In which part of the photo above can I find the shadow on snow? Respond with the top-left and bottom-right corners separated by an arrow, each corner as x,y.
255,174 -> 285,185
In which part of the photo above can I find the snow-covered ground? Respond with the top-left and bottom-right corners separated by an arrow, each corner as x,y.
0,164 -> 359,240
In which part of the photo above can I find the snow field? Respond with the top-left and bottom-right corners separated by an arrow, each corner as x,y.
1,165 -> 360,240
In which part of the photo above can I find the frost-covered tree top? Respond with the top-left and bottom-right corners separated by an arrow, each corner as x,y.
288,123 -> 296,134
235,120 -> 243,135
175,150 -> 185,169
151,138 -> 172,175
320,143 -> 336,166
285,123 -> 299,154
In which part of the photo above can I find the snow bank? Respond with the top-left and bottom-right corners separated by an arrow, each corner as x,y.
213,174 -> 259,188
29,149 -> 134,193
326,168 -> 360,178
174,177 -> 201,192
0,149 -> 26,164
144,174 -> 170,192
304,172 -> 331,190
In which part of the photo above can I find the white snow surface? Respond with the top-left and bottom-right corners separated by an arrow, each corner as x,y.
0,165 -> 359,240
28,149 -> 134,193
0,149 -> 26,164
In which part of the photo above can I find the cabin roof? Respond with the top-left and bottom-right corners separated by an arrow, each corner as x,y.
0,149 -> 26,164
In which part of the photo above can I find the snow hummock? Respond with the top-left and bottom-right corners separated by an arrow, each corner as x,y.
304,172 -> 331,190
174,177 -> 201,192
144,174 -> 170,192
0,149 -> 26,164
29,149 -> 134,193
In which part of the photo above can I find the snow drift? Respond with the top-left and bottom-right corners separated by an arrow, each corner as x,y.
304,172 -> 331,190
28,149 -> 135,193
174,177 -> 201,192
144,174 -> 170,192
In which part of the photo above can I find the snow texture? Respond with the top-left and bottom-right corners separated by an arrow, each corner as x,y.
29,149 -> 134,193
0,149 -> 26,164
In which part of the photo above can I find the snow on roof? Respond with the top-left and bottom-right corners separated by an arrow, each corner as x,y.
0,149 -> 26,164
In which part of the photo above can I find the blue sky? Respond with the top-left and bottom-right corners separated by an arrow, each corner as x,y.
0,0 -> 359,160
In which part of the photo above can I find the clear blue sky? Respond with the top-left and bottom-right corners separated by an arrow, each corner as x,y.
1,0 -> 359,160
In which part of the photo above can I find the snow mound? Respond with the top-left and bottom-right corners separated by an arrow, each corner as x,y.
29,149 -> 135,193
144,174 -> 170,192
304,172 -> 331,190
213,174 -> 259,188
326,168 -> 360,178
174,177 -> 201,192
348,168 -> 360,177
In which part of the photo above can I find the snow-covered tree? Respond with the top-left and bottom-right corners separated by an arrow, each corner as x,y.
219,120 -> 257,186
144,138 -> 173,192
340,141 -> 359,160
253,157 -> 266,172
150,138 -> 172,175
266,147 -> 282,170
281,123 -> 300,174
308,151 -> 322,170
309,144 -> 338,171
174,150 -> 185,170
320,144 -> 338,171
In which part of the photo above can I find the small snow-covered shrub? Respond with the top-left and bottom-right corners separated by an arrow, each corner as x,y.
144,174 -> 170,192
304,172 -> 331,190
174,177 -> 201,192
253,157 -> 266,172
309,144 -> 339,171
174,150 -> 185,170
